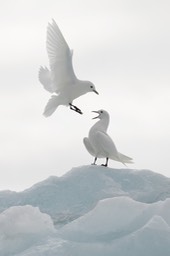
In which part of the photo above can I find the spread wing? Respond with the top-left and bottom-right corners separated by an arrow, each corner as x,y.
39,66 -> 55,93
46,19 -> 77,92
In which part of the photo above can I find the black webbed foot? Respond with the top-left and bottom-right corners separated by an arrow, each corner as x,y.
101,158 -> 109,167
101,164 -> 108,167
76,108 -> 83,114
91,157 -> 98,165
69,104 -> 83,114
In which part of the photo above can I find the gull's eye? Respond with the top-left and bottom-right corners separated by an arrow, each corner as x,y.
90,85 -> 93,89
101,111 -> 103,113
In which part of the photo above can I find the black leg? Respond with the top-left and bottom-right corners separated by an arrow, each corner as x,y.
91,157 -> 97,165
69,103 -> 83,114
101,157 -> 109,167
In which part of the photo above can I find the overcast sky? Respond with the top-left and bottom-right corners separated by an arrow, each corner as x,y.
0,0 -> 170,191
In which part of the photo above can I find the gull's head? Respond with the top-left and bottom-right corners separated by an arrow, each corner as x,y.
92,109 -> 109,120
85,81 -> 99,95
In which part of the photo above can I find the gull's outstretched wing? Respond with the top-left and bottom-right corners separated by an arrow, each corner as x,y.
83,137 -> 96,157
39,66 -> 55,93
46,19 -> 77,92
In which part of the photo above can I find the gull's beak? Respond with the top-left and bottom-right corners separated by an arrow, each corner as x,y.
93,89 -> 99,95
92,111 -> 100,119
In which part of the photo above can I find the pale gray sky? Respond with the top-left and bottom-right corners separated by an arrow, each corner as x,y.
0,0 -> 170,191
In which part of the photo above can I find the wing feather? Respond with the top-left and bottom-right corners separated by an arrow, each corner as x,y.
83,137 -> 96,157
96,131 -> 133,164
96,131 -> 119,159
46,19 -> 77,91
39,66 -> 55,93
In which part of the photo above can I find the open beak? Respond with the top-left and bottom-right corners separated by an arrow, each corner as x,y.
92,111 -> 100,119
93,89 -> 99,95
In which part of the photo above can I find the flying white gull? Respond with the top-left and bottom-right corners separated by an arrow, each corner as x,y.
83,110 -> 133,167
39,19 -> 99,116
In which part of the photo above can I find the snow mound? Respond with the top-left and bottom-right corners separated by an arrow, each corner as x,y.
0,165 -> 170,256
0,166 -> 170,227
59,196 -> 170,242
16,197 -> 170,256
0,205 -> 55,256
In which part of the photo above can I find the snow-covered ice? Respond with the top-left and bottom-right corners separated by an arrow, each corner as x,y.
0,166 -> 170,255
0,166 -> 170,225
1,197 -> 170,256
0,205 -> 55,255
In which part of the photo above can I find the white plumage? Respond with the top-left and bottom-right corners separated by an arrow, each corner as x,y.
83,110 -> 133,167
39,19 -> 98,116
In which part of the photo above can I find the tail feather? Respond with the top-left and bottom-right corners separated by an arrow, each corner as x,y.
43,95 -> 60,117
118,152 -> 133,164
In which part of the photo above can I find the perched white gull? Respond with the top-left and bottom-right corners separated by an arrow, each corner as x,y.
39,19 -> 99,116
83,109 -> 133,167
